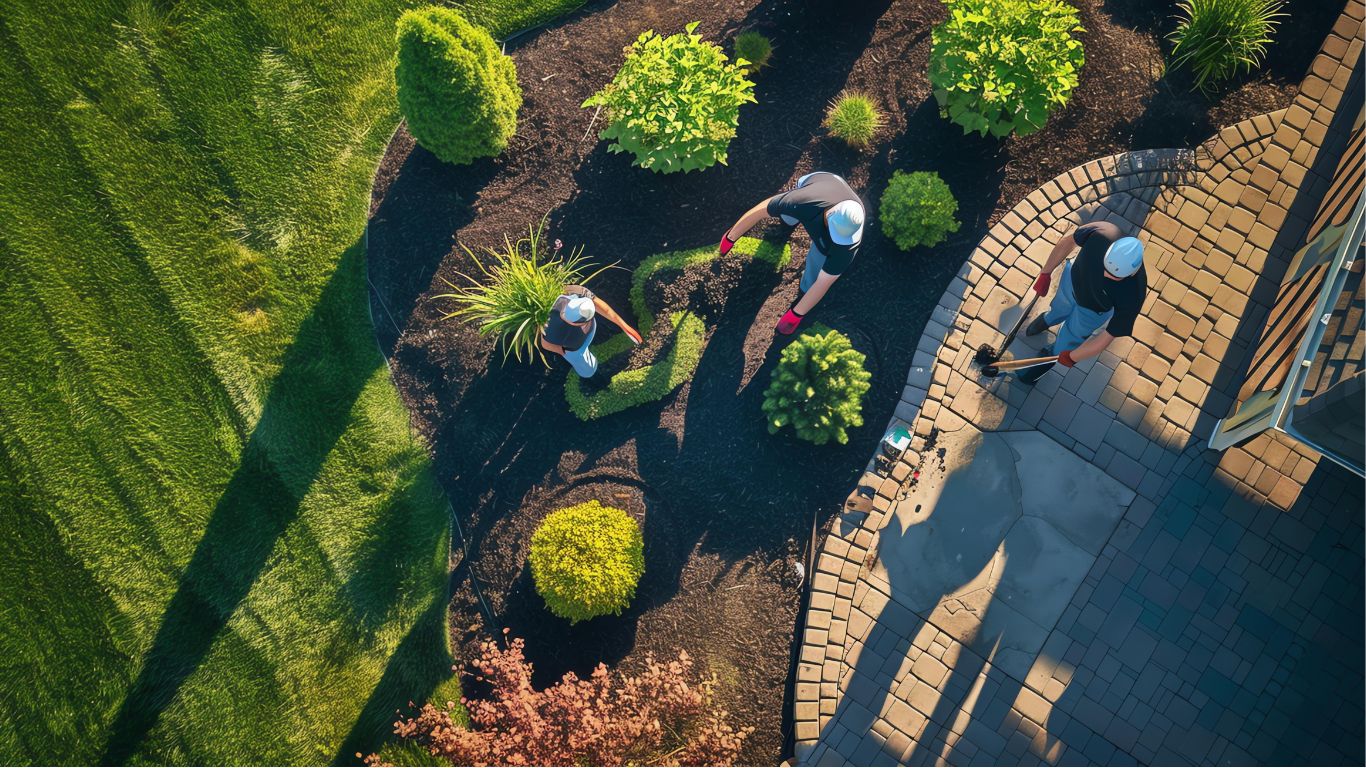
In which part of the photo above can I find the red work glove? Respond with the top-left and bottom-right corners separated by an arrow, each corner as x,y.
1057,349 -> 1076,368
719,232 -> 736,256
776,309 -> 804,335
1033,272 -> 1052,296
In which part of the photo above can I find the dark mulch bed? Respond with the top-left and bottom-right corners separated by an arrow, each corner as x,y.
366,0 -> 1335,760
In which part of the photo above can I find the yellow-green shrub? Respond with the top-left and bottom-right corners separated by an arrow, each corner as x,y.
529,501 -> 644,623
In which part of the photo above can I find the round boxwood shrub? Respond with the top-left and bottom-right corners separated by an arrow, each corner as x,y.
529,501 -> 644,623
762,327 -> 871,445
582,22 -> 755,173
395,6 -> 521,166
928,0 -> 1084,138
879,170 -> 961,250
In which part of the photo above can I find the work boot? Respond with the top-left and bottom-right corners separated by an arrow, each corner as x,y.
1025,314 -> 1050,337
1015,345 -> 1054,385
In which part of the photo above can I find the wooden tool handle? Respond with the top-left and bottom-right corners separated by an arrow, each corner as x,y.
991,354 -> 1059,371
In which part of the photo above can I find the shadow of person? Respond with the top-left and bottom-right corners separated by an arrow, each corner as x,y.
816,425 -> 1134,764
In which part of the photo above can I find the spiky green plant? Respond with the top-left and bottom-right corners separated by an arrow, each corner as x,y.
824,91 -> 884,147
436,217 -> 611,365
762,327 -> 871,445
1169,0 -> 1285,92
734,30 -> 774,70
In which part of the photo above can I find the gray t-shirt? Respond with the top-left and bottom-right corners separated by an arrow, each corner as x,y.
766,172 -> 863,275
542,285 -> 596,351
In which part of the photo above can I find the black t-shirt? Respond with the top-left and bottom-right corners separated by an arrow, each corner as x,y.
542,285 -> 595,351
766,172 -> 863,276
1071,222 -> 1147,338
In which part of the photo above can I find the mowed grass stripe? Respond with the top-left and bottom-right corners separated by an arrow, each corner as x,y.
0,0 -> 587,760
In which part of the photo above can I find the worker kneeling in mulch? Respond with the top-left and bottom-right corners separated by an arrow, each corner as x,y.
538,284 -> 641,379
1018,221 -> 1148,385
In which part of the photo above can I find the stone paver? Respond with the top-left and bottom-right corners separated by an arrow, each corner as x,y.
792,4 -> 1365,765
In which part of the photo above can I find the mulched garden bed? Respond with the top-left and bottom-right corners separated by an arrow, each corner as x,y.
365,0 -> 1336,760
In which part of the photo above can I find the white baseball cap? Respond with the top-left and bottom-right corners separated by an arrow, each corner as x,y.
1104,237 -> 1144,278
562,296 -> 595,323
827,200 -> 865,246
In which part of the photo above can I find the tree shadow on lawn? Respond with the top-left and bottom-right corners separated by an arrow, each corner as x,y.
101,240 -> 444,764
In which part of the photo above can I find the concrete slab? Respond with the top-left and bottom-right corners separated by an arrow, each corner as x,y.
1002,431 -> 1135,555
872,424 -> 1134,681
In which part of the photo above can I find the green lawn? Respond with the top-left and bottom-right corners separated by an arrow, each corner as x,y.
0,0 -> 579,763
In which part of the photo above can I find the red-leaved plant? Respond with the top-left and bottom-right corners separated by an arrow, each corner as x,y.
368,634 -> 753,766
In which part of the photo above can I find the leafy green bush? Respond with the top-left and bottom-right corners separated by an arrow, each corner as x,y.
582,22 -> 756,173
435,218 -> 610,364
565,237 -> 789,419
529,501 -> 644,623
1169,0 -> 1285,92
734,30 -> 773,70
395,6 -> 522,165
762,327 -> 871,445
928,0 -> 1084,138
879,170 -> 961,250
824,91 -> 884,147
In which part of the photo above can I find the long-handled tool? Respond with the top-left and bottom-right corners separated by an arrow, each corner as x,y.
981,354 -> 1058,379
974,292 -> 1040,367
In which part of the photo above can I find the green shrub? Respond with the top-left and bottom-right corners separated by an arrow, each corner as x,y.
434,217 -> 610,364
762,327 -> 871,445
395,6 -> 522,165
879,170 -> 961,250
529,501 -> 644,623
928,0 -> 1084,138
824,91 -> 884,148
565,237 -> 789,419
582,22 -> 755,173
1169,0 -> 1285,92
734,30 -> 774,70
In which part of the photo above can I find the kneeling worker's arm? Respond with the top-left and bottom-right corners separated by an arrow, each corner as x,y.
1066,331 -> 1114,363
592,298 -> 642,344
539,335 -> 565,355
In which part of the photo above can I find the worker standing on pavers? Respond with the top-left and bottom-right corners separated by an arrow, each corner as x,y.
1017,221 -> 1147,385
719,171 -> 865,334
538,285 -> 641,377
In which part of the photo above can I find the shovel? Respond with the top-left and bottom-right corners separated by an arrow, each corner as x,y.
981,354 -> 1058,379
974,291 -> 1040,367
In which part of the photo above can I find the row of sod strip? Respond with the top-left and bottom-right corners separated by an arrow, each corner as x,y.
0,0 -> 581,764
565,237 -> 790,420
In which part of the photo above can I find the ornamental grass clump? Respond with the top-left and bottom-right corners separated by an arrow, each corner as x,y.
583,22 -> 755,173
824,91 -> 884,148
733,30 -> 773,71
434,218 -> 610,364
369,637 -> 753,766
395,6 -> 521,165
762,328 -> 871,445
929,0 -> 1084,138
529,501 -> 644,623
1169,0 -> 1285,92
879,170 -> 961,250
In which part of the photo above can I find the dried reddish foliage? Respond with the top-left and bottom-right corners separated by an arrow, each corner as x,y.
369,634 -> 754,766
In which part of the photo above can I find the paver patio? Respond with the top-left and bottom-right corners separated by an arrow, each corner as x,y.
792,4 -> 1365,765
